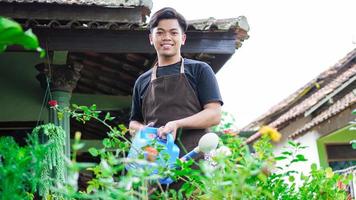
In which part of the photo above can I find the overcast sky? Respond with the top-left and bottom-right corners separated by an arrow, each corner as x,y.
151,0 -> 356,128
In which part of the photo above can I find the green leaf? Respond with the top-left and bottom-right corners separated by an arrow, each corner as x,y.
88,147 -> 99,157
90,104 -> 97,111
57,112 -> 63,121
281,151 -> 293,156
104,112 -> 110,120
352,109 -> 356,115
296,154 -> 307,161
352,141 -> 356,150
0,17 -> 44,57
36,47 -> 45,58
311,163 -> 317,171
118,124 -> 127,133
72,142 -> 85,151
18,29 -> 40,49
0,44 -> 6,52
275,156 -> 287,160
0,17 -> 22,32
288,175 -> 295,182
288,141 -> 297,147
102,138 -> 112,148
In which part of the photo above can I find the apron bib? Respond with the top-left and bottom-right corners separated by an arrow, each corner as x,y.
142,58 -> 206,156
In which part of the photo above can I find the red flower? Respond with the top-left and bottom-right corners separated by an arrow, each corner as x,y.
48,100 -> 58,108
223,129 -> 237,136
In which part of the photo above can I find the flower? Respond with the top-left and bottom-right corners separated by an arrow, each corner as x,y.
223,129 -> 238,136
48,100 -> 58,108
259,126 -> 282,142
215,146 -> 232,156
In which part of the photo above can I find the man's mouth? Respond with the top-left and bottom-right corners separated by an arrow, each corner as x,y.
161,44 -> 173,48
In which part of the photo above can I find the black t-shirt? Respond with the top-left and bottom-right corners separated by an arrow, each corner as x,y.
129,58 -> 223,122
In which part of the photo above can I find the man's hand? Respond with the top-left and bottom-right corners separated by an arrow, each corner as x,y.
129,121 -> 154,136
158,121 -> 179,139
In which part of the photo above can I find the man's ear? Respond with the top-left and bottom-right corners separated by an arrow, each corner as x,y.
149,34 -> 153,45
181,33 -> 187,45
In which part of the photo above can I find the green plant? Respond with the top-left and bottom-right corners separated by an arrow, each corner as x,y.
0,134 -> 48,200
1,105 -> 352,199
211,110 -> 237,133
0,16 -> 44,57
31,123 -> 66,198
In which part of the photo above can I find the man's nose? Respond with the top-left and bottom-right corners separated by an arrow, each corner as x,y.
162,33 -> 172,40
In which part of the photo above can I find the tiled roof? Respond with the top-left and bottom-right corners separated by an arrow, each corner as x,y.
0,0 -> 153,8
243,49 -> 356,131
188,17 -> 249,48
16,17 -> 249,49
290,90 -> 356,138
188,17 -> 249,32
269,63 -> 356,128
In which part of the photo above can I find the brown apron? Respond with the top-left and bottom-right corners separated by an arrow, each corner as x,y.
142,58 -> 206,156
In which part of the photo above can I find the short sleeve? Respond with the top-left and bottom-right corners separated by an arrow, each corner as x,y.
129,79 -> 143,122
196,63 -> 223,106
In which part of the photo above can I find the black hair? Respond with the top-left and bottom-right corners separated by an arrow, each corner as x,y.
148,7 -> 188,33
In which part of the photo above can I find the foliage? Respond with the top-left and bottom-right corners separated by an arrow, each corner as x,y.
349,109 -> 356,149
31,123 -> 66,198
0,134 -> 48,200
0,16 -> 44,57
0,107 -> 353,199
210,110 -> 237,133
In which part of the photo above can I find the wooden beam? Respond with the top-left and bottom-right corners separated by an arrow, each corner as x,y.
0,2 -> 144,23
210,54 -> 233,73
31,29 -> 236,54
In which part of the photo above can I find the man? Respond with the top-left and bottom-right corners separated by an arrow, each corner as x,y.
129,7 -> 222,156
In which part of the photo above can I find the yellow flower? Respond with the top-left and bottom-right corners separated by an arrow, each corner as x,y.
325,167 -> 334,178
259,126 -> 282,142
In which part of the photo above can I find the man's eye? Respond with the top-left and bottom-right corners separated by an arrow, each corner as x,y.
171,32 -> 178,35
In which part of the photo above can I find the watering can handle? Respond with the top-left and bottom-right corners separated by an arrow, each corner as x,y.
139,127 -> 158,140
166,133 -> 174,152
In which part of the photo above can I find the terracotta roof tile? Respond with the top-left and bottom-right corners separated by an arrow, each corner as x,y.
0,0 -> 152,8
290,90 -> 356,138
269,64 -> 356,128
188,17 -> 249,48
243,48 -> 356,130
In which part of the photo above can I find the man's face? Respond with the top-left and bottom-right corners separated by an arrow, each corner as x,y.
149,19 -> 186,59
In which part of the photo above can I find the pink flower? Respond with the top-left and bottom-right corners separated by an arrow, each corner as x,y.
48,100 -> 58,108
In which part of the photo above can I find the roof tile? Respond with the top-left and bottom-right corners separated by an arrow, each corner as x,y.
290,90 -> 356,138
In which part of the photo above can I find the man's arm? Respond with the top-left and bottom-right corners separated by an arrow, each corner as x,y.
158,102 -> 221,138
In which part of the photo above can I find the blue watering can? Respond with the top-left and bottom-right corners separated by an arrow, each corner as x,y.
126,127 -> 180,184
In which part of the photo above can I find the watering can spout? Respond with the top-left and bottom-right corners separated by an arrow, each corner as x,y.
180,132 -> 219,161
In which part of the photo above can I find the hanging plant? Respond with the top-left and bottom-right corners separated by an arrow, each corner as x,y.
31,123 -> 66,198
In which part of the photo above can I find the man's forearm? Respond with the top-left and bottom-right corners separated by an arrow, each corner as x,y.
175,104 -> 221,129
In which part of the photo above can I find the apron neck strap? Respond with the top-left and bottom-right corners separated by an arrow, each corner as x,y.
151,57 -> 184,81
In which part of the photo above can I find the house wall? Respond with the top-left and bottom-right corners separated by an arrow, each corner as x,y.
273,104 -> 355,183
274,130 -> 321,177
0,52 -> 132,123
0,52 -> 47,122
314,106 -> 355,137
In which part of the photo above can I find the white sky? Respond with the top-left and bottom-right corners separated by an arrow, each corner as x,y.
151,0 -> 356,128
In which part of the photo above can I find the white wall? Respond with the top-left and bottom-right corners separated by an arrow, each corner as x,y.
273,130 -> 320,185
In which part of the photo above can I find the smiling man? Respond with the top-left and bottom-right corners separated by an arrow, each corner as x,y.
129,7 -> 223,157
